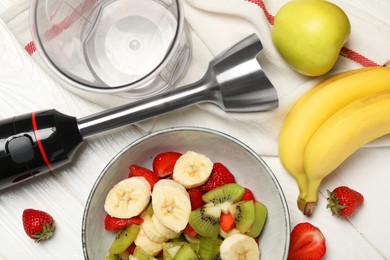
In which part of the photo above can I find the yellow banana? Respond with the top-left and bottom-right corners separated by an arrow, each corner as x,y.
303,91 -> 390,216
278,67 -> 390,212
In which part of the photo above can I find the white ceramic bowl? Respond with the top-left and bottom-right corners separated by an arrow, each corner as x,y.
82,127 -> 290,259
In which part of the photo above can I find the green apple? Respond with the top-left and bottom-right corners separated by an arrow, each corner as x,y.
271,0 -> 351,76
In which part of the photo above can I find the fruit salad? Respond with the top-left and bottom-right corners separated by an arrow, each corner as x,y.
103,151 -> 267,260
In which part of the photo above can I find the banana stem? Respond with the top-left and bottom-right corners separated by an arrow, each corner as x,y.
301,178 -> 322,216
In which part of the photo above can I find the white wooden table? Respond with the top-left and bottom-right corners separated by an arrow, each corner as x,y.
0,1 -> 390,259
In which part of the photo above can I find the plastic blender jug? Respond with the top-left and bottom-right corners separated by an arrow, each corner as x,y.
30,0 -> 191,98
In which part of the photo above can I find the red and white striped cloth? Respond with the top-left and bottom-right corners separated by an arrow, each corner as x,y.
1,0 -> 390,156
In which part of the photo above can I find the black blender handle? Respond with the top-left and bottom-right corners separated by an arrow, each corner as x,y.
0,110 -> 83,190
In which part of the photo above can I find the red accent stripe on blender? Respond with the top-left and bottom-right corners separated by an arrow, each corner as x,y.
31,112 -> 54,171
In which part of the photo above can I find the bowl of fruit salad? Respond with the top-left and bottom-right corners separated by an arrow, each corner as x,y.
82,127 -> 290,259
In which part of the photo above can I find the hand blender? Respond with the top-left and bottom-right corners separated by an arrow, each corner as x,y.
0,34 -> 278,191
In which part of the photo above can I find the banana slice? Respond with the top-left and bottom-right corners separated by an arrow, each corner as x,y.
220,234 -> 260,260
152,214 -> 180,239
134,228 -> 163,256
104,177 -> 151,218
173,151 -> 213,188
141,215 -> 168,243
152,179 -> 191,233
152,178 -> 188,197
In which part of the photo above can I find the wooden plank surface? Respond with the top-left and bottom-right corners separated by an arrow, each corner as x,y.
0,0 -> 389,259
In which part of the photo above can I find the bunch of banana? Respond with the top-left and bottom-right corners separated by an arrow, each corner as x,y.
278,67 -> 390,216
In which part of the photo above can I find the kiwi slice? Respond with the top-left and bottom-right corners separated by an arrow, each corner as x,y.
104,254 -> 118,260
173,243 -> 198,260
246,201 -> 268,238
188,206 -> 220,238
229,200 -> 255,233
190,242 -> 199,255
109,224 -> 140,254
202,183 -> 245,205
184,233 -> 201,244
170,235 -> 187,243
133,246 -> 158,260
198,236 -> 222,260
117,251 -> 130,260
163,242 -> 187,260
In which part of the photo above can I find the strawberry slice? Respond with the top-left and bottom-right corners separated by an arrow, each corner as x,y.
220,212 -> 236,233
241,188 -> 256,202
200,162 -> 236,192
104,214 -> 144,231
183,223 -> 198,237
288,222 -> 326,260
153,151 -> 182,177
188,187 -> 204,210
126,243 -> 136,254
128,164 -> 160,189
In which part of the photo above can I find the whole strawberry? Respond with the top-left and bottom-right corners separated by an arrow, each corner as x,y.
22,209 -> 55,242
327,186 -> 364,218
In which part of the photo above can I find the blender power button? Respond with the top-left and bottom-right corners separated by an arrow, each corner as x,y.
6,135 -> 35,164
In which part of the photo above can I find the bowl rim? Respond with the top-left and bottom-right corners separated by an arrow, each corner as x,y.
81,126 -> 291,259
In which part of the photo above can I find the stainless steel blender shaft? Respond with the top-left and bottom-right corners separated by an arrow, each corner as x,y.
77,34 -> 278,138
0,34 -> 278,191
